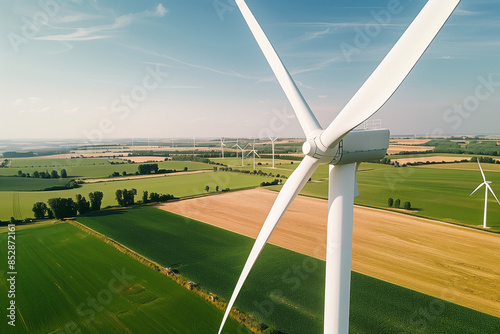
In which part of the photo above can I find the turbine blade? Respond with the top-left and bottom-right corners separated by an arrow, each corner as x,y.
486,184 -> 500,206
477,161 -> 487,182
235,0 -> 322,138
255,152 -> 261,158
319,0 -> 460,148
470,183 -> 485,197
218,155 -> 319,333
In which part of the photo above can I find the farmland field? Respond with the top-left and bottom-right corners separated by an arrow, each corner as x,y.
0,171 -> 273,220
77,206 -> 500,333
212,158 -> 389,180
416,161 -> 500,172
0,222 -> 241,333
0,158 -> 211,179
267,164 -> 500,230
0,176 -> 70,191
162,189 -> 500,317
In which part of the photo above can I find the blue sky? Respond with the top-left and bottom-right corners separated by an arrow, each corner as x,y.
1,0 -> 499,141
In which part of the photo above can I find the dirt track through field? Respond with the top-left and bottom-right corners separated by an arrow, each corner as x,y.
159,188 -> 500,317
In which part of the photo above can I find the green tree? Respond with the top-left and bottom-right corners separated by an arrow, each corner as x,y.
33,171 -> 40,178
115,189 -> 124,206
51,170 -> 59,179
89,191 -> 104,211
61,169 -> 67,178
138,163 -> 159,175
75,194 -> 91,215
388,198 -> 394,208
47,208 -> 54,219
394,199 -> 401,209
204,185 -> 210,192
116,189 -> 137,207
149,192 -> 160,202
404,201 -> 411,210
17,170 -> 22,176
215,186 -> 219,192
47,198 -> 78,219
32,202 -> 48,219
142,191 -> 149,204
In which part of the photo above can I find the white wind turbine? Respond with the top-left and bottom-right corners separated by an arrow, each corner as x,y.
269,136 -> 278,168
220,137 -> 226,159
245,139 -> 260,171
218,1 -> 460,333
232,139 -> 244,165
469,160 -> 500,229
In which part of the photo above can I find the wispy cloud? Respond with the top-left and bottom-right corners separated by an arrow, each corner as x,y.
160,86 -> 204,89
120,44 -> 263,81
454,9 -> 481,16
302,28 -> 331,42
34,4 -> 167,42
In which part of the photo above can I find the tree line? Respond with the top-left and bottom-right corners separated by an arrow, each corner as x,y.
31,187 -> 177,220
32,191 -> 104,220
16,169 -> 68,178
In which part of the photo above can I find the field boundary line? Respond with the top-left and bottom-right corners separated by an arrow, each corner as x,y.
83,169 -> 213,184
67,219 -> 264,333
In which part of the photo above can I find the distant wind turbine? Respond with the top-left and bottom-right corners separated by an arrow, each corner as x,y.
269,136 -> 278,168
245,139 -> 260,171
469,160 -> 500,228
220,137 -> 226,159
232,139 -> 244,165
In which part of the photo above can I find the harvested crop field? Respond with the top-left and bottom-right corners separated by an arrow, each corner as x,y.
159,188 -> 500,317
392,155 -> 469,164
387,144 -> 433,154
390,139 -> 432,145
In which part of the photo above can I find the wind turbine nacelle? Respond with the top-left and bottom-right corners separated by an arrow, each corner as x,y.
332,129 -> 390,165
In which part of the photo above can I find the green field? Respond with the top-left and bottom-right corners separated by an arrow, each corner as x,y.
0,172 -> 273,220
0,222 -> 241,333
77,207 -> 500,333
266,164 -> 500,231
0,158 -> 211,179
416,162 -> 500,172
212,157 -> 389,181
0,176 -> 70,191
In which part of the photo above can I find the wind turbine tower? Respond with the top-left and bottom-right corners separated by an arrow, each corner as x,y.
232,139 -> 244,165
245,139 -> 260,171
218,1 -> 460,333
269,136 -> 278,168
469,160 -> 500,228
220,137 -> 226,159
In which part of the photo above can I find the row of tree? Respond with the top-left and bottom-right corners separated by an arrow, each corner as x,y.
32,191 -> 104,220
388,198 -> 411,210
141,191 -> 175,203
17,169 -> 67,178
471,156 -> 498,164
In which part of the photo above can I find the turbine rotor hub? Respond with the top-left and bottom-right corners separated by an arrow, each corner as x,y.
302,131 -> 339,163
